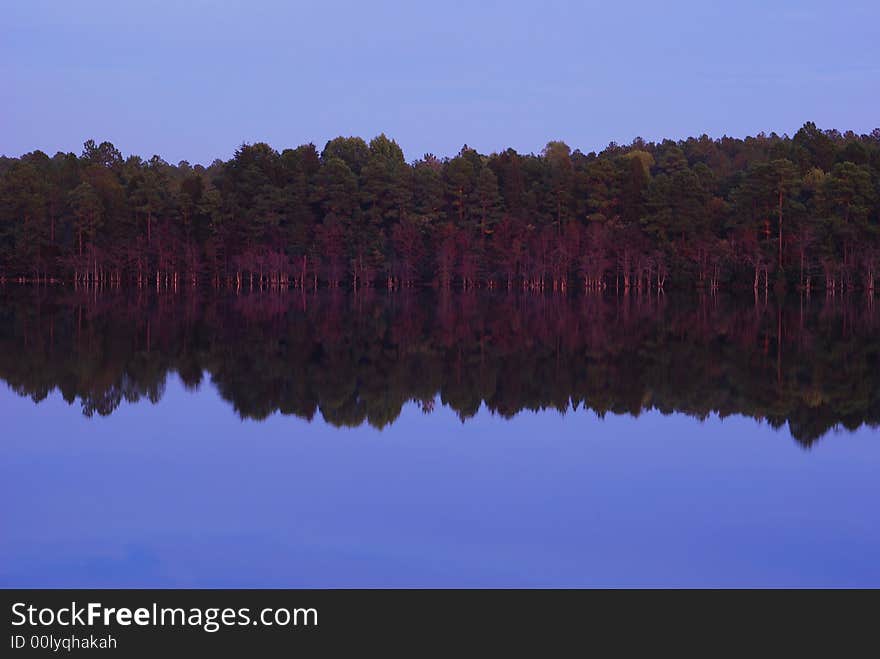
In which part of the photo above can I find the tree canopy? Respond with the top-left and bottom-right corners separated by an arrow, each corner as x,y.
0,124 -> 878,293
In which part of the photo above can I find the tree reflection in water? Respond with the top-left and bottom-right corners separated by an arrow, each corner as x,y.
1,287 -> 878,445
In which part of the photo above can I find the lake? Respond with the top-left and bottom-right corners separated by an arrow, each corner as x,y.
1,288 -> 878,587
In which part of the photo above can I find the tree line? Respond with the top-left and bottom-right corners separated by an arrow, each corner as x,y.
1,288 -> 878,445
0,122 -> 878,293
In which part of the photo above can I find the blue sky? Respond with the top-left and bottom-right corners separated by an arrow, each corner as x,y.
2,1 -> 878,164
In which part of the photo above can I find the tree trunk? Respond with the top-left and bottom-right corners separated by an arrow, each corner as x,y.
778,187 -> 783,269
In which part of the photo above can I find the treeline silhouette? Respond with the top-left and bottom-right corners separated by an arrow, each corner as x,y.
1,123 -> 878,293
1,289 -> 878,445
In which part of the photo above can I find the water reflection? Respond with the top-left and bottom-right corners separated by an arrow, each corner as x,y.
3,376 -> 879,587
1,287 -> 878,444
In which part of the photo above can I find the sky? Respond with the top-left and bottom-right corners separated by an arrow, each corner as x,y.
1,0 -> 878,165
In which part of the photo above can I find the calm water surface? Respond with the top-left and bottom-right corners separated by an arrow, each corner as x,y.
1,290 -> 878,587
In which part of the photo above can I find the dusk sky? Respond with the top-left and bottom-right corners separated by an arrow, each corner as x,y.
2,1 -> 878,164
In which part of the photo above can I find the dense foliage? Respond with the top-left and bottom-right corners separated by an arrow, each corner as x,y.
1,124 -> 879,291
1,289 -> 878,445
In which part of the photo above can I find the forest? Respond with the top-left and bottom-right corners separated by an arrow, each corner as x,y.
1,288 -> 878,445
0,123 -> 878,293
